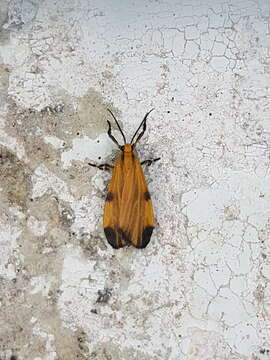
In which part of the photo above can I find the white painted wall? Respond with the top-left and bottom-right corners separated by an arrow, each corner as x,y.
1,0 -> 270,359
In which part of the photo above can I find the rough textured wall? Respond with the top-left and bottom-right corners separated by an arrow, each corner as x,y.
1,0 -> 270,359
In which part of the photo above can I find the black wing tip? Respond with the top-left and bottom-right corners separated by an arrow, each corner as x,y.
104,227 -> 130,249
136,226 -> 154,249
104,226 -> 154,249
104,227 -> 121,249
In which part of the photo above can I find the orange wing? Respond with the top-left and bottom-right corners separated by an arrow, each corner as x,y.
103,152 -> 155,248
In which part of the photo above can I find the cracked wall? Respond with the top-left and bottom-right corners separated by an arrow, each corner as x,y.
1,0 -> 270,359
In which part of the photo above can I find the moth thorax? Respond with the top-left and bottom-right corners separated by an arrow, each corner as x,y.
123,144 -> 133,153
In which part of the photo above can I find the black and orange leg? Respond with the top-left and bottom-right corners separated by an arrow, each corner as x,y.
88,162 -> 113,171
141,157 -> 160,166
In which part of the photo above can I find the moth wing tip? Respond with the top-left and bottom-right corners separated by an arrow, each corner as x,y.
104,227 -> 120,249
135,226 -> 154,249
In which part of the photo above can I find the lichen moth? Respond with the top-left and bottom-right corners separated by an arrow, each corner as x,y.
89,109 -> 160,249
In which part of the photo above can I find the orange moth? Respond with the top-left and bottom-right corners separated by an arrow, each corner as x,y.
89,109 -> 160,249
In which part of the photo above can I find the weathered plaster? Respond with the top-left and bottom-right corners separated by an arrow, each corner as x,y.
1,0 -> 270,359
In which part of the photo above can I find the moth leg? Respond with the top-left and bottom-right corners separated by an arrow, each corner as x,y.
141,157 -> 160,167
88,162 -> 113,171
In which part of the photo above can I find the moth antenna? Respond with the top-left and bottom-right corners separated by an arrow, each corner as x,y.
107,109 -> 126,144
131,108 -> 154,145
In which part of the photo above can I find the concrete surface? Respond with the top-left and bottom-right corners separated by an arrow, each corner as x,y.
1,0 -> 270,359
